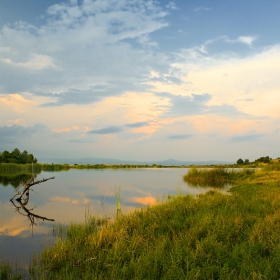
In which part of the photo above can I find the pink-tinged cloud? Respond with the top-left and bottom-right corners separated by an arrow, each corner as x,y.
84,198 -> 91,204
52,126 -> 79,133
51,196 -> 79,204
132,196 -> 157,205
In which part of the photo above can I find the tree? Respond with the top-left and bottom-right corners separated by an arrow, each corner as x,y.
237,158 -> 244,165
0,149 -> 38,164
11,148 -> 22,163
21,150 -> 28,163
255,156 -> 271,164
1,150 -> 11,163
244,159 -> 250,164
26,154 -> 35,164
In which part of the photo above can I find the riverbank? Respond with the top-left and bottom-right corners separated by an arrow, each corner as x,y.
0,160 -> 269,173
2,163 -> 280,279
2,154 -> 280,173
0,162 -> 189,173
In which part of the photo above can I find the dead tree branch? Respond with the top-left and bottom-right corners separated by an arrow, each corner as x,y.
10,175 -> 56,235
10,175 -> 55,202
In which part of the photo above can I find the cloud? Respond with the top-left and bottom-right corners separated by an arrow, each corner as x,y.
51,196 -> 78,204
52,126 -> 79,133
158,92 -> 211,117
194,7 -> 212,12
1,54 -> 56,70
178,35 -> 257,58
68,138 -> 96,143
226,36 -> 257,46
40,89 -> 102,107
88,126 -> 123,134
208,104 -> 253,117
167,134 -> 193,140
4,119 -> 25,126
0,0 -> 170,104
171,43 -> 280,120
166,2 -> 178,10
125,122 -> 149,128
131,196 -> 157,205
87,122 -> 150,135
150,75 -> 183,85
0,123 -> 47,143
230,133 -> 264,142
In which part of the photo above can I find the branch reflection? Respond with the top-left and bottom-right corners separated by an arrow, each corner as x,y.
10,175 -> 55,235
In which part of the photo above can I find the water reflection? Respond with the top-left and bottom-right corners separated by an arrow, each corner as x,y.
186,180 -> 232,189
0,173 -> 36,189
0,168 -> 230,265
9,175 -> 55,236
10,200 -> 55,236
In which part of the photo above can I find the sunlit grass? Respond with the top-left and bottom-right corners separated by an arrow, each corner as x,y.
183,167 -> 255,187
3,165 -> 280,279
0,260 -> 24,280
0,163 -> 41,172
28,167 -> 280,279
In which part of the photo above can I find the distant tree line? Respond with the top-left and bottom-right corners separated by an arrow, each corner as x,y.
0,148 -> 37,164
236,156 -> 272,165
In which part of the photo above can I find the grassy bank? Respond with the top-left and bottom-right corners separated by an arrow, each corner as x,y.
33,167 -> 280,279
0,163 -> 189,174
183,167 -> 255,187
2,165 -> 280,279
40,163 -> 188,170
0,163 -> 41,173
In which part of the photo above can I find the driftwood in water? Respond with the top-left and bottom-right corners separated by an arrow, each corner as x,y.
10,175 -> 55,202
11,199 -> 55,223
10,175 -> 55,234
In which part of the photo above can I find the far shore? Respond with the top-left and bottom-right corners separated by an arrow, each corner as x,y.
0,161 -> 262,173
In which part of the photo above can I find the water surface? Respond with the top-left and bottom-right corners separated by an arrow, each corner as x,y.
0,168 -> 229,265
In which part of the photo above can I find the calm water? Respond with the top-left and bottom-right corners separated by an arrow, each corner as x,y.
0,168 -> 229,265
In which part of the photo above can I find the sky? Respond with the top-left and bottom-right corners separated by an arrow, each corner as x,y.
0,0 -> 280,163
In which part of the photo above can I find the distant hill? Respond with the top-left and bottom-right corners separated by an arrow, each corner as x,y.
39,157 -> 232,166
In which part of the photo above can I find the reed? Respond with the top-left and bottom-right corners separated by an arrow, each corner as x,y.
262,163 -> 280,171
40,163 -> 70,172
27,167 -> 280,279
3,165 -> 280,279
115,187 -> 122,218
0,163 -> 41,172
183,167 -> 255,186
0,260 -> 24,280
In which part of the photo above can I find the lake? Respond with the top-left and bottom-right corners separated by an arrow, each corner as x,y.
0,168 -> 229,266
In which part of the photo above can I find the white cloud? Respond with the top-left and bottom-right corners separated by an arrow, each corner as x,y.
0,0 -> 169,98
225,36 -> 257,46
194,7 -> 212,12
166,2 -> 178,10
1,54 -> 56,69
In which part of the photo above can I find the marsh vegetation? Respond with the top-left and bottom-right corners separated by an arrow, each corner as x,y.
1,159 -> 280,279
26,164 -> 280,280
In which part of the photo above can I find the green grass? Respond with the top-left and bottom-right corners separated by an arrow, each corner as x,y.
25,167 -> 280,279
183,167 -> 255,187
0,261 -> 25,280
261,163 -> 280,171
0,163 -> 41,172
3,166 -> 280,279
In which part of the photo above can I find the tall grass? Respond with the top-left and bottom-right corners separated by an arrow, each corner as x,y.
184,167 -> 255,187
40,163 -> 70,172
0,260 -> 25,280
262,163 -> 280,171
0,163 -> 41,172
115,187 -> 121,218
28,168 -> 280,279
3,166 -> 280,279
